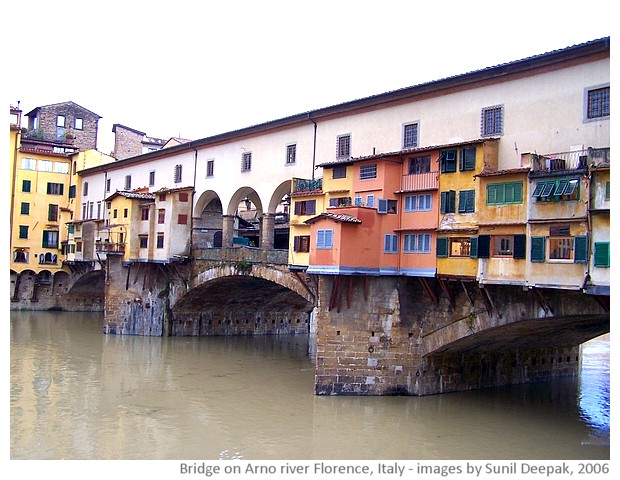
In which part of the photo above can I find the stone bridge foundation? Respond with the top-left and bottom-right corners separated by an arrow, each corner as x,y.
313,275 -> 608,396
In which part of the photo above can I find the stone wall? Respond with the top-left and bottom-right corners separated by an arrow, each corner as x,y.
113,125 -> 144,160
313,276 -> 599,396
34,103 -> 99,151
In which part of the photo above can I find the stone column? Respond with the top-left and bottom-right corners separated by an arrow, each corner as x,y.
221,215 -> 236,247
260,213 -> 275,250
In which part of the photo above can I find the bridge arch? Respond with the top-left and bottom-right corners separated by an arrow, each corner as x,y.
170,263 -> 316,336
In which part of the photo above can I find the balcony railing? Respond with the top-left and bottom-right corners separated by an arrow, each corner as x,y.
531,147 -> 609,173
95,242 -> 125,254
400,171 -> 439,191
293,177 -> 322,193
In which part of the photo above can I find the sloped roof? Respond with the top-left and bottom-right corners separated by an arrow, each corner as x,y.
305,212 -> 362,225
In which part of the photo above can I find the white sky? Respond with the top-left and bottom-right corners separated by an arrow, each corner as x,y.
6,1 -> 613,155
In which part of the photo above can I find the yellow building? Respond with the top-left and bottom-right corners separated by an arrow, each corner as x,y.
435,139 -> 499,280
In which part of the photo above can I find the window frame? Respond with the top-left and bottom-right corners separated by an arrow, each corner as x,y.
359,163 -> 377,180
206,159 -> 215,178
384,234 -> 399,254
402,122 -> 419,149
584,84 -> 610,121
286,143 -> 296,165
316,229 -> 333,250
481,105 -> 504,137
336,134 -> 351,159
293,235 -> 310,253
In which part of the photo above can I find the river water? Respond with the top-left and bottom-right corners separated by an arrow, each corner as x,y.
10,311 -> 610,461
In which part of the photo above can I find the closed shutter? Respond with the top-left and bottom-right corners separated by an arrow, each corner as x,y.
513,234 -> 526,259
574,235 -> 588,263
436,237 -> 448,258
530,236 -> 546,262
594,242 -> 610,267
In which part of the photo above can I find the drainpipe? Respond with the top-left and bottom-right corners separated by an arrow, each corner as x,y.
189,144 -> 198,259
309,114 -> 317,181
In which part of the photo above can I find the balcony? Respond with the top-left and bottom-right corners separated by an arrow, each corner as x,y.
293,177 -> 322,194
400,171 -> 439,192
531,147 -> 609,173
95,241 -> 125,254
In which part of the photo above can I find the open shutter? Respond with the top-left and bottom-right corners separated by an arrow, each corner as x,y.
377,199 -> 388,214
436,237 -> 448,258
470,237 -> 478,258
477,234 -> 490,258
513,234 -> 526,259
574,235 -> 588,263
530,236 -> 546,262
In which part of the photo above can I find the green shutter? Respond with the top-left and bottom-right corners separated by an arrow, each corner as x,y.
574,235 -> 588,263
513,182 -> 523,203
470,237 -> 478,258
436,237 -> 448,258
530,236 -> 546,262
486,185 -> 496,205
594,242 -> 610,267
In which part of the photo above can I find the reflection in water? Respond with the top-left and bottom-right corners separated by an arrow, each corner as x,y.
10,311 -> 609,460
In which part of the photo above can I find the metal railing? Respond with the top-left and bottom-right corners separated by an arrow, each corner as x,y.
531,147 -> 610,172
293,177 -> 322,193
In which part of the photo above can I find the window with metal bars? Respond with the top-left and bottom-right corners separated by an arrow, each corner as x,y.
286,144 -> 296,164
481,105 -> 503,136
586,85 -> 610,120
241,152 -> 252,172
336,134 -> 351,159
403,123 -> 419,149
174,164 -> 182,183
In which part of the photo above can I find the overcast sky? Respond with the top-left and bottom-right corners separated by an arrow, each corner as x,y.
6,0 -> 613,155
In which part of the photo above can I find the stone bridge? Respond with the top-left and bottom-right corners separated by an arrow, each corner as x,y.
101,249 -> 609,396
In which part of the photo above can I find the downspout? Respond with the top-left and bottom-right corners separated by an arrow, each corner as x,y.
189,144 -> 198,259
309,114 -> 317,181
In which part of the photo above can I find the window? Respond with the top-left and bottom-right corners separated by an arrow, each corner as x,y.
294,199 -> 316,216
158,209 -> 165,224
48,204 -> 59,222
404,194 -> 431,212
404,233 -> 431,253
408,155 -> 430,174
286,144 -> 296,164
82,203 -> 87,219
123,208 -> 128,218
458,190 -> 475,213
54,162 -> 69,173
174,164 -> 182,183
449,237 -> 471,257
549,237 -> 574,260
316,229 -> 333,249
141,207 -> 149,221
22,180 -> 31,192
179,192 -> 189,202
68,185 -> 76,199
21,158 -> 36,170
42,230 -> 59,248
594,242 -> 610,267
481,105 -> 503,136
403,122 -> 419,149
38,160 -> 53,172
329,197 -> 351,207
19,225 -> 28,239
384,234 -> 398,253
605,181 -> 610,200
156,234 -> 164,249
440,190 -> 456,213
106,178 -> 111,193
74,117 -> 83,130
459,147 -> 476,171
332,165 -> 346,179
97,202 -> 102,219
47,182 -> 64,195
586,85 -> 610,120
293,235 -> 310,252
139,236 -> 148,248
149,171 -> 155,186
21,202 -> 30,215
439,150 -> 457,173
241,152 -> 252,172
487,182 -> 523,205
88,203 -> 94,219
336,134 -> 351,159
56,115 -> 66,127
178,214 -> 188,225
113,209 -> 118,219
125,175 -> 132,190
377,199 -> 397,214
83,182 -> 89,196
492,236 -> 513,257
366,194 -> 375,208
159,193 -> 167,202
207,159 -> 214,177
359,164 -> 377,180
13,249 -> 29,263
532,178 -> 579,201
